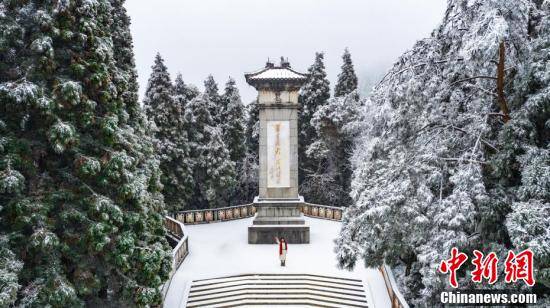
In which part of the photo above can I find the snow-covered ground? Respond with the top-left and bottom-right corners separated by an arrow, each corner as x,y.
164,217 -> 391,308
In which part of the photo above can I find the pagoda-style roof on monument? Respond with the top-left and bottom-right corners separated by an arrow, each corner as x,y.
245,57 -> 308,89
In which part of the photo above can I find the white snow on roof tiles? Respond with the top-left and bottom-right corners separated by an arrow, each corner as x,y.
248,68 -> 306,80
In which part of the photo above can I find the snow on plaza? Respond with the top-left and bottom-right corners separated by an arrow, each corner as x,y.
164,217 -> 391,308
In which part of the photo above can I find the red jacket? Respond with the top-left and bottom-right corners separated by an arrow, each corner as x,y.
279,240 -> 288,255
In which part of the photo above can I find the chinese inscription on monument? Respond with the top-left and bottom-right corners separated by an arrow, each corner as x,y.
267,120 -> 290,188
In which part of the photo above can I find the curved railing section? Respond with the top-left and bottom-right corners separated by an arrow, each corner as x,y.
162,216 -> 189,298
299,203 -> 343,221
166,216 -> 189,269
175,204 -> 256,224
174,203 -> 343,224
380,263 -> 410,308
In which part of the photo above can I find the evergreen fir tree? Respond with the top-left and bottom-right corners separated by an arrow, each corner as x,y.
143,55 -> 193,212
174,73 -> 200,107
303,91 -> 363,206
221,78 -> 253,203
245,100 -> 260,159
110,0 -> 141,125
184,94 -> 236,209
240,100 -> 260,202
221,77 -> 246,163
0,235 -> 22,307
298,52 -> 330,184
334,48 -> 358,97
0,1 -> 171,306
235,151 -> 259,204
500,10 -> 550,287
204,75 -> 222,125
144,53 -> 173,119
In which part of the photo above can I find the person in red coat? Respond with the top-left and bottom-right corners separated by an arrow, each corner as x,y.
275,237 -> 288,266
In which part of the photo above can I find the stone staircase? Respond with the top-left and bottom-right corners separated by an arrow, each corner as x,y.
185,273 -> 370,307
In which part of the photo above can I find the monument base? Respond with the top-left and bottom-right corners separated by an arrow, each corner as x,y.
248,223 -> 310,244
248,196 -> 310,244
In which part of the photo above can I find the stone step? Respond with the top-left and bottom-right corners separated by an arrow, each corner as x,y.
189,284 -> 366,298
191,274 -> 363,287
185,274 -> 369,307
186,294 -> 368,308
215,298 -> 359,308
189,279 -> 365,293
187,288 -> 368,303
193,273 -> 362,283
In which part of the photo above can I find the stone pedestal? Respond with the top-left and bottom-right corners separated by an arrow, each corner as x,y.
248,196 -> 310,244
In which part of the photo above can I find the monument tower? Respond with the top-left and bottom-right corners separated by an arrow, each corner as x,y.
245,58 -> 310,244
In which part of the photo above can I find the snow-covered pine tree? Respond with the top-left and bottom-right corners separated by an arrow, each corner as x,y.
0,235 -> 22,307
336,0 -> 549,305
144,53 -> 174,120
0,1 -> 171,306
239,100 -> 260,202
304,49 -> 360,206
174,73 -> 200,107
174,74 -> 187,109
245,100 -> 260,159
303,91 -> 363,206
220,78 -> 250,203
111,0 -> 141,125
501,6 -> 550,290
298,52 -> 331,185
221,78 -> 246,163
235,151 -> 260,204
204,74 -> 222,125
184,94 -> 236,209
143,55 -> 194,212
204,130 -> 238,207
334,48 -> 359,97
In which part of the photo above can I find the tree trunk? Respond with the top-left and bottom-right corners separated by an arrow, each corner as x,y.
497,41 -> 511,122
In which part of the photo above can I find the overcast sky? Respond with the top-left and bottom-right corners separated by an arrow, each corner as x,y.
125,0 -> 447,103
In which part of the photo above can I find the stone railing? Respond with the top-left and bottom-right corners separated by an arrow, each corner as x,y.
299,203 -> 343,221
165,216 -> 189,269
162,216 -> 189,298
380,264 -> 409,308
174,204 -> 256,224
175,202 -> 343,225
